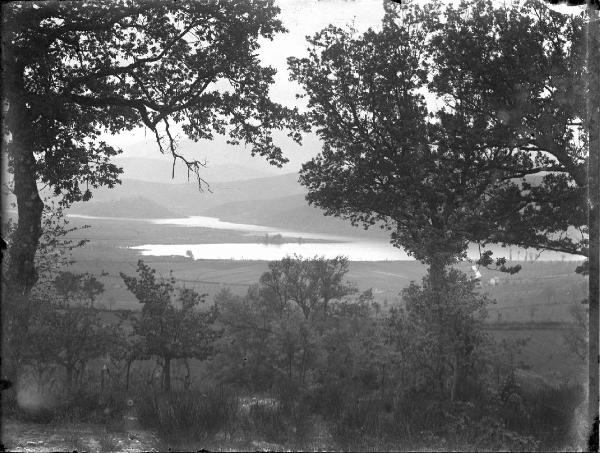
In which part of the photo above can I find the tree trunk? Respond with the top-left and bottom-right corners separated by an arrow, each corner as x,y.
125,359 -> 133,392
428,256 -> 446,292
587,6 -> 599,449
182,358 -> 191,390
451,353 -> 459,402
429,255 -> 447,398
300,347 -> 307,385
323,296 -> 330,318
5,69 -> 44,296
66,365 -> 74,394
162,357 -> 171,393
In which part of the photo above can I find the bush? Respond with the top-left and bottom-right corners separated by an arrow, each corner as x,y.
136,387 -> 238,442
497,382 -> 585,450
3,383 -> 127,425
242,402 -> 287,442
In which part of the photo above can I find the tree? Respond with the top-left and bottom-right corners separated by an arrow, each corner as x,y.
30,303 -> 124,393
120,260 -> 216,392
397,270 -> 490,402
415,0 -> 588,258
213,265 -> 382,395
1,201 -> 89,385
398,0 -> 596,436
291,0 -> 595,436
288,6 -> 527,287
5,263 -> 126,395
2,0 -> 307,296
259,255 -> 357,319
54,271 -> 104,307
212,286 -> 280,390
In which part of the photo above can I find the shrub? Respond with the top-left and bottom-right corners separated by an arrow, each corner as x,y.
135,387 -> 238,442
498,382 -> 585,450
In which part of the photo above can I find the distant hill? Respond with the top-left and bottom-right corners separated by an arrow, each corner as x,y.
112,156 -> 275,184
116,130 -> 323,173
69,196 -> 181,218
202,193 -> 390,239
62,172 -> 305,215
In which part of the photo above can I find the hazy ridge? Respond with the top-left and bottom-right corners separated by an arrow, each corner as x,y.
68,196 -> 181,219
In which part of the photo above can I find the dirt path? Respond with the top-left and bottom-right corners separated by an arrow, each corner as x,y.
2,419 -> 162,453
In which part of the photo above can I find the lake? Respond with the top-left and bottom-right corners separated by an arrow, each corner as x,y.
113,215 -> 583,262
130,241 -> 414,261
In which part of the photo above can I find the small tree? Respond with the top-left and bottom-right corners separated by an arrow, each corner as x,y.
1,201 -> 90,386
212,286 -> 282,391
213,275 -> 383,397
120,260 -> 216,393
391,270 -> 490,402
214,257 -> 379,397
259,255 -> 357,320
30,306 -> 123,393
16,269 -> 125,394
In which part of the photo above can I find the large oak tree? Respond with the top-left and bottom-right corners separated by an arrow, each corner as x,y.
290,0 -> 596,436
2,0 -> 306,295
289,0 -> 589,274
289,3 -> 528,287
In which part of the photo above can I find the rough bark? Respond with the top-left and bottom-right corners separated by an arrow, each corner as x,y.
162,356 -> 171,393
451,353 -> 459,402
66,366 -> 74,393
4,69 -> 45,296
125,358 -> 133,392
428,255 -> 447,293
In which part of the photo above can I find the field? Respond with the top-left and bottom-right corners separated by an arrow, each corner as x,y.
71,235 -> 587,324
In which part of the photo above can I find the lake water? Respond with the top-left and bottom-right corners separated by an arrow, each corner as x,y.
130,215 -> 413,260
118,215 -> 583,262
130,241 -> 414,261
149,215 -> 357,241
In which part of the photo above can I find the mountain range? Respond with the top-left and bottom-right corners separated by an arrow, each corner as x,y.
64,172 -> 388,239
112,157 -> 276,185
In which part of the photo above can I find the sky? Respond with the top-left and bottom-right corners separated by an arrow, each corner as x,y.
105,0 -> 586,176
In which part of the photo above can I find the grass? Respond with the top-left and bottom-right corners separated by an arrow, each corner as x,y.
64,431 -> 89,452
489,328 -> 586,383
98,432 -> 120,452
135,387 -> 239,443
130,383 -> 580,452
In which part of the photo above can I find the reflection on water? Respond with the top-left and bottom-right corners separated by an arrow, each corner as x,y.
150,216 -> 355,241
130,241 -> 413,261
68,214 -> 583,262
130,241 -> 583,263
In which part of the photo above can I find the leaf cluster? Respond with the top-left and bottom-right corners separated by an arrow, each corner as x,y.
289,0 -> 587,270
120,260 -> 216,363
3,0 -> 309,200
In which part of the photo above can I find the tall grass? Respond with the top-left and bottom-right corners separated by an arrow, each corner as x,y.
135,387 -> 238,443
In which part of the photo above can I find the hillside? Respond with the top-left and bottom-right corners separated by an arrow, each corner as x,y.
62,172 -> 305,215
69,196 -> 181,219
112,156 -> 275,184
201,193 -> 390,239
116,130 -> 322,173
